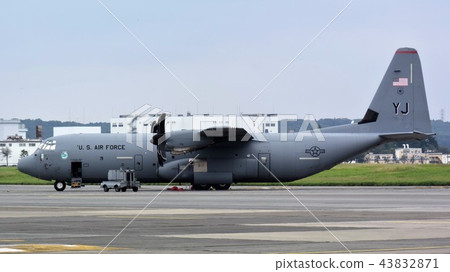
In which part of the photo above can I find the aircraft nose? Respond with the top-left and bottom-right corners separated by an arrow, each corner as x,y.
17,155 -> 36,176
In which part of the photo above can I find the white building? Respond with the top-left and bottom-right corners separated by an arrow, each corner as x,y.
0,119 -> 40,166
394,145 -> 424,163
111,106 -> 280,135
0,119 -> 27,140
0,139 -> 41,166
53,126 -> 101,136
364,153 -> 395,164
393,145 -> 450,164
443,154 -> 450,164
425,152 -> 450,164
362,144 -> 450,165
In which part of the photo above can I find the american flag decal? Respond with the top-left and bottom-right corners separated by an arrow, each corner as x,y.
393,77 -> 408,87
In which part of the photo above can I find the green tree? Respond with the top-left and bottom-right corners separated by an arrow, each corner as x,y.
375,155 -> 380,164
400,155 -> 408,164
20,149 -> 29,158
1,147 -> 12,166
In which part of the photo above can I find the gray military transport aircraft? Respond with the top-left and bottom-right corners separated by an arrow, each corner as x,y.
18,48 -> 433,191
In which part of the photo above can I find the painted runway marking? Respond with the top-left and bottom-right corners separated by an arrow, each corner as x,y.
0,244 -> 121,253
217,219 -> 450,243
0,248 -> 25,253
243,219 -> 450,229
289,245 -> 450,254
157,224 -> 450,243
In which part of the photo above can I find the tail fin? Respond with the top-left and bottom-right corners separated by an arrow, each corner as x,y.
358,48 -> 433,139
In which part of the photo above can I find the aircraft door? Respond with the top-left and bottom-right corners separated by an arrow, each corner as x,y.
257,153 -> 271,178
134,154 -> 143,171
71,162 -> 82,178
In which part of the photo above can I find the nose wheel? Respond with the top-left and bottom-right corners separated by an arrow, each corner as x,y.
54,181 -> 66,191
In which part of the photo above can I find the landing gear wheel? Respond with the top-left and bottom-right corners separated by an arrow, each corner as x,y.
192,184 -> 211,191
54,181 -> 66,192
121,188 -> 127,192
103,185 -> 109,192
114,185 -> 120,192
132,187 -> 138,192
213,184 -> 231,190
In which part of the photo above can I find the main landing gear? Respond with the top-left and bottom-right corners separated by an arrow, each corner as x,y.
213,184 -> 231,190
191,183 -> 231,190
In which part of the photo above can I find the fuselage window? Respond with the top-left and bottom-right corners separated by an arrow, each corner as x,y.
261,156 -> 268,164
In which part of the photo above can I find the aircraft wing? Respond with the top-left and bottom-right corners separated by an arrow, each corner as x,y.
151,113 -> 255,165
164,127 -> 254,155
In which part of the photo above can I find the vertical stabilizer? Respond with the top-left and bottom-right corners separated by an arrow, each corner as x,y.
358,48 -> 432,138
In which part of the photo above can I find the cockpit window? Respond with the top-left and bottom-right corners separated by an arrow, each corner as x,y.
40,140 -> 56,150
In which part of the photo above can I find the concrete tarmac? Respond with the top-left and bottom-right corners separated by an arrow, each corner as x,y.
0,185 -> 449,254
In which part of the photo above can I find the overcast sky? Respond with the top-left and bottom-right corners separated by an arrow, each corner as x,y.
1,0 -> 449,123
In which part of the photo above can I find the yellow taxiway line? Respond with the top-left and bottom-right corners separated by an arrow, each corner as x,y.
0,244 -> 122,253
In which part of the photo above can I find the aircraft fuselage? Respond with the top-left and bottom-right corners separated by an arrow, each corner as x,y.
18,130 -> 383,187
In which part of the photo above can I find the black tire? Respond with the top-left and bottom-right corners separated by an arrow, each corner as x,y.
213,184 -> 231,190
54,181 -> 66,191
114,185 -> 120,192
121,188 -> 127,192
103,185 -> 109,192
192,184 -> 211,191
132,187 -> 138,192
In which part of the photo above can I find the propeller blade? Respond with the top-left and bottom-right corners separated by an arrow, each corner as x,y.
152,113 -> 167,166
151,120 -> 158,133
157,148 -> 167,167
159,113 -> 166,134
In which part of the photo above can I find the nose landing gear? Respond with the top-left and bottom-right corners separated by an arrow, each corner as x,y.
54,180 -> 66,191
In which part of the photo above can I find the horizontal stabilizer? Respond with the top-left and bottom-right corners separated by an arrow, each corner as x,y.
380,131 -> 435,141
